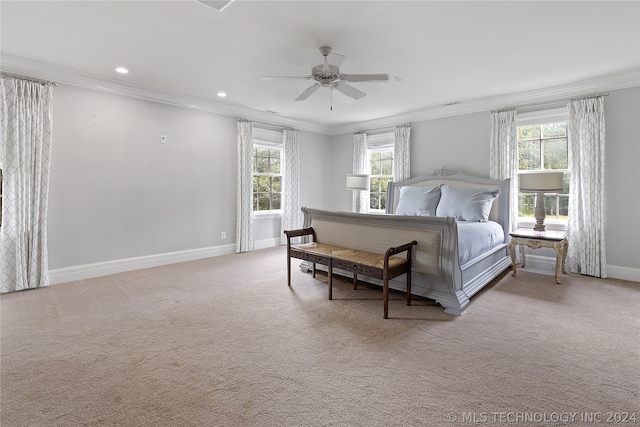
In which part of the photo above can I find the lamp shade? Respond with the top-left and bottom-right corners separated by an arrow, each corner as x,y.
346,174 -> 370,191
519,171 -> 564,192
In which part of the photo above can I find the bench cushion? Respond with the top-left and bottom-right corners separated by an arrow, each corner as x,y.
292,243 -> 406,269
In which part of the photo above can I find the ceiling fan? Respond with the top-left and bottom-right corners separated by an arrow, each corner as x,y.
263,47 -> 398,105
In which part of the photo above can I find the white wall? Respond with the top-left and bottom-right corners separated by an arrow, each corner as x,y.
604,87 -> 640,273
48,85 -> 333,276
329,86 -> 640,276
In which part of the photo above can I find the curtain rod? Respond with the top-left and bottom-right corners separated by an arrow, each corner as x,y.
237,117 -> 298,132
354,123 -> 411,135
1,73 -> 58,86
491,92 -> 609,114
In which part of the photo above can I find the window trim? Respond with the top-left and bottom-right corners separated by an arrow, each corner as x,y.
368,146 -> 394,213
252,142 -> 283,214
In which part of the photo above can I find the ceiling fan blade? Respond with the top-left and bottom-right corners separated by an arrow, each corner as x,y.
295,83 -> 321,101
340,73 -> 391,83
334,82 -> 366,100
262,75 -> 312,80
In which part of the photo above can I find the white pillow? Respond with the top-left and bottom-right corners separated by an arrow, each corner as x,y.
436,185 -> 500,222
395,186 -> 441,216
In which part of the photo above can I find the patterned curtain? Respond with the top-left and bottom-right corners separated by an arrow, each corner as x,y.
352,132 -> 369,213
393,123 -> 411,182
280,128 -> 300,245
489,109 -> 518,232
236,119 -> 254,253
566,96 -> 607,277
1,77 -> 53,293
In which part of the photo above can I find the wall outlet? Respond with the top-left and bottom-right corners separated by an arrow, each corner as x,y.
221,231 -> 226,240
160,135 -> 167,144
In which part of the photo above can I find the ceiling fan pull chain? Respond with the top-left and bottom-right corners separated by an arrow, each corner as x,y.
330,86 -> 333,111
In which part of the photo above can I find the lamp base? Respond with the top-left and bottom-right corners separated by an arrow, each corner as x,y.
533,191 -> 546,232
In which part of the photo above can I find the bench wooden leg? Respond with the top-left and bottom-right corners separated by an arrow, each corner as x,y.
406,270 -> 412,306
383,271 -> 389,319
312,262 -> 316,278
328,258 -> 333,300
287,252 -> 291,287
353,273 -> 357,290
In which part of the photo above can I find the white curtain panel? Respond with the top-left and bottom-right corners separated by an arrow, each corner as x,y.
394,123 -> 411,182
1,77 -> 53,293
567,96 -> 607,277
236,119 -> 254,253
352,132 -> 369,213
489,109 -> 518,232
280,128 -> 300,245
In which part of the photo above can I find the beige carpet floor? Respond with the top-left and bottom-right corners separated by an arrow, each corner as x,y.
1,246 -> 638,426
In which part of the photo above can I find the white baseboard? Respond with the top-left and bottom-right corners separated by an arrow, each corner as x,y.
48,243 -> 639,286
255,237 -> 282,250
48,244 -> 236,285
525,254 -> 640,282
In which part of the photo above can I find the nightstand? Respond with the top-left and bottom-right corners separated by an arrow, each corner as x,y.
508,228 -> 568,284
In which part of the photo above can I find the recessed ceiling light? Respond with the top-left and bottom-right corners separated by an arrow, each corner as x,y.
115,67 -> 129,74
217,92 -> 227,97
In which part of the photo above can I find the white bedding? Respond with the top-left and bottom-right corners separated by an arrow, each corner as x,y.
457,221 -> 505,266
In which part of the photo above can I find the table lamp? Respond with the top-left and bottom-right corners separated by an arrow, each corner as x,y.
346,174 -> 370,213
519,171 -> 564,232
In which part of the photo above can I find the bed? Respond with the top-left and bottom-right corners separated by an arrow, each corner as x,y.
299,167 -> 511,315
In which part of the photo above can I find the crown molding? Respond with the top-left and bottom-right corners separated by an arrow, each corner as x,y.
0,54 -> 332,135
2,54 -> 638,137
331,68 -> 640,135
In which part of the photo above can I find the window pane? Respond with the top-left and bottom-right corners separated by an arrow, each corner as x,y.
381,151 -> 393,160
272,193 -> 281,210
256,148 -> 270,157
518,125 -> 540,140
518,140 -> 541,170
370,193 -> 379,210
368,177 -> 378,193
381,159 -> 392,175
253,176 -> 258,192
253,193 -> 258,211
543,138 -> 568,169
380,178 -> 392,193
542,123 -> 566,138
258,195 -> 270,211
380,194 -> 387,210
518,193 -> 534,217
370,160 -> 381,175
256,156 -> 269,173
257,176 -> 271,192
370,151 -> 381,161
271,157 -> 281,174
272,176 -> 281,192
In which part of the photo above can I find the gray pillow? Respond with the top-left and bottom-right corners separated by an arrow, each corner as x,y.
395,186 -> 441,216
436,185 -> 500,222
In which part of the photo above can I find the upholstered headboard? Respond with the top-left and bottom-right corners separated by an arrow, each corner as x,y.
386,167 -> 511,237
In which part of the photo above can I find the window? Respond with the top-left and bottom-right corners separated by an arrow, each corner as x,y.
517,114 -> 569,225
253,145 -> 282,212
369,148 -> 393,211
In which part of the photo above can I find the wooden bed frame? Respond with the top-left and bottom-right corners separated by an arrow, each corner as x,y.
300,167 -> 512,315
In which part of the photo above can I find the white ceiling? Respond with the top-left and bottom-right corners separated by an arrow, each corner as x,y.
1,0 -> 639,134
